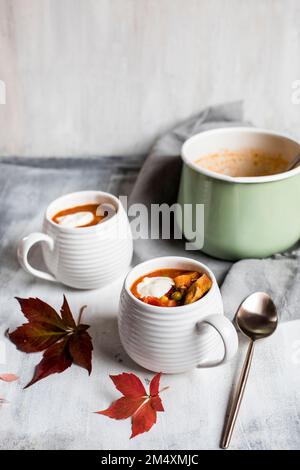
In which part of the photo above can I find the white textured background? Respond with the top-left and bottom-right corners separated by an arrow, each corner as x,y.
0,0 -> 300,157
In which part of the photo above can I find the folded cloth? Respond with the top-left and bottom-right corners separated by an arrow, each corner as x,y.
129,101 -> 300,322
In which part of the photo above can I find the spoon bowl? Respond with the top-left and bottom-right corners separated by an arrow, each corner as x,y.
236,292 -> 278,341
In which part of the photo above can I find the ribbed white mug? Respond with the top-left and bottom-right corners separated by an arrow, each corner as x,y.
18,190 -> 133,289
119,256 -> 238,373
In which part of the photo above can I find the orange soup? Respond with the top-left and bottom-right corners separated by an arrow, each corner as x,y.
52,203 -> 107,228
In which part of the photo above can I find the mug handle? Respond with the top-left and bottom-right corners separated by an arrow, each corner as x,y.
17,232 -> 57,282
195,314 -> 238,367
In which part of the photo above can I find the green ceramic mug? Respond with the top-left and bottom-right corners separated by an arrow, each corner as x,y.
177,127 -> 300,260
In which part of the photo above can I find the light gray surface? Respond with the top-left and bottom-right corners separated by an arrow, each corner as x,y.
0,147 -> 299,449
1,0 -> 300,157
1,286 -> 300,450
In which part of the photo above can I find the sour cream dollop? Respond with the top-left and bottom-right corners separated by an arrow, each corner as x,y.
137,276 -> 174,299
56,212 -> 94,228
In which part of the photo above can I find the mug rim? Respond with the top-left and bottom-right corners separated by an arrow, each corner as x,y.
45,190 -> 120,232
181,126 -> 300,184
124,256 -> 217,312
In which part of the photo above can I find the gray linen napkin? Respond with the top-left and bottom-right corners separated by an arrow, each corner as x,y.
129,101 -> 300,322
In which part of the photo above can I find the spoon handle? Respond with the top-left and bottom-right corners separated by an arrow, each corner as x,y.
221,340 -> 255,449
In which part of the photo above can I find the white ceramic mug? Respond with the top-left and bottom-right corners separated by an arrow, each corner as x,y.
119,256 -> 238,373
18,190 -> 133,289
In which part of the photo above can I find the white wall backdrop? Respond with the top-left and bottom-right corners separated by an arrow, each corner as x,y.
0,0 -> 300,157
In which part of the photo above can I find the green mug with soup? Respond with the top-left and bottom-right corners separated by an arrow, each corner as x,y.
176,127 -> 300,261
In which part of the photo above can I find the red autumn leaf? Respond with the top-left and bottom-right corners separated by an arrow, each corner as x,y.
0,374 -> 18,382
0,373 -> 18,405
24,337 -> 73,389
60,295 -> 77,328
9,296 -> 93,388
110,373 -> 147,397
96,372 -> 167,438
